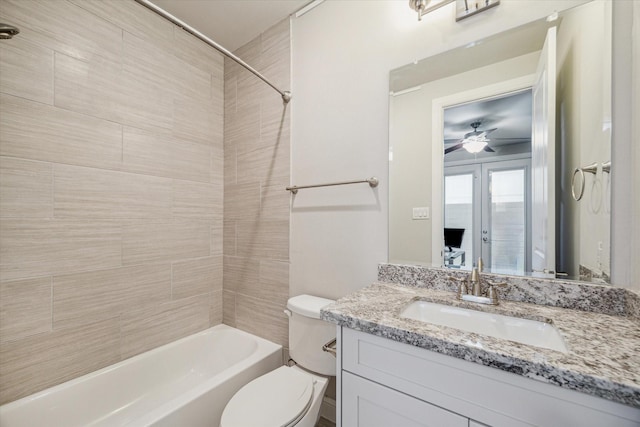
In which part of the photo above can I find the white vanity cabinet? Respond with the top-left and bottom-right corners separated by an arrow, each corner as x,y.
336,327 -> 640,427
342,371 -> 467,427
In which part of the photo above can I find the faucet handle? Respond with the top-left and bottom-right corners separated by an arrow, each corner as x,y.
486,280 -> 508,287
485,281 -> 508,304
447,276 -> 468,299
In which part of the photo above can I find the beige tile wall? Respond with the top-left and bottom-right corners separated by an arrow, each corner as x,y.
0,0 -> 224,404
223,19 -> 291,348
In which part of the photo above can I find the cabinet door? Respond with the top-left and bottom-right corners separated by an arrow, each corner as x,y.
342,371 -> 467,427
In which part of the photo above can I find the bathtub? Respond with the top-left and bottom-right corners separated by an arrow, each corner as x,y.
0,324 -> 282,427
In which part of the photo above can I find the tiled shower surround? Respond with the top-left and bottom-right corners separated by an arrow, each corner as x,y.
222,19 -> 291,347
0,0 -> 290,404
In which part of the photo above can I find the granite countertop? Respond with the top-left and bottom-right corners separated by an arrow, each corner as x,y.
321,282 -> 640,408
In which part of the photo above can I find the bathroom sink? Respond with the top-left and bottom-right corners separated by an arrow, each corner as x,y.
400,300 -> 568,353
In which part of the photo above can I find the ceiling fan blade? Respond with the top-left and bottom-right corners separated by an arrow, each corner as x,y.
444,143 -> 464,154
481,127 -> 498,137
483,146 -> 495,153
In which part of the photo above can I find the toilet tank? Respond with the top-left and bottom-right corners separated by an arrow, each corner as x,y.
286,295 -> 336,376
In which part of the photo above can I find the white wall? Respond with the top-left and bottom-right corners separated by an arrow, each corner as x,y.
289,0 -> 614,299
611,0 -> 639,291
631,2 -> 640,291
633,1 -> 640,291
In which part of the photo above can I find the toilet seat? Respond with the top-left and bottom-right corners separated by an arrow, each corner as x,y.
220,366 -> 314,427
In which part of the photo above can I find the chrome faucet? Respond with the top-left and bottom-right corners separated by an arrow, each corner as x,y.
448,261 -> 507,305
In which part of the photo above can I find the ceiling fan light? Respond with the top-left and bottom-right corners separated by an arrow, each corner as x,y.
464,139 -> 488,153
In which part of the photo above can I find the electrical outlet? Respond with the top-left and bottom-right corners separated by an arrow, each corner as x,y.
412,207 -> 430,220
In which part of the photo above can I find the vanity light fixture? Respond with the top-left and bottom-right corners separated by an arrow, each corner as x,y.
455,0 -> 500,22
409,0 -> 455,21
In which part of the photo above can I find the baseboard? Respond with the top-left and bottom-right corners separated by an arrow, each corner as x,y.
319,396 -> 336,423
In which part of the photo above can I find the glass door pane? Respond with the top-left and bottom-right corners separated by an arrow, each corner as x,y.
444,173 -> 474,268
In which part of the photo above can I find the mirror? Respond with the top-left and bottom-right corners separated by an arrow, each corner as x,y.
388,0 -> 612,283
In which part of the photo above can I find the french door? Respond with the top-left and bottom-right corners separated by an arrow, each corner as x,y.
444,159 -> 531,273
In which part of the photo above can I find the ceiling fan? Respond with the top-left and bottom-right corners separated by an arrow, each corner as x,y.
444,121 -> 497,155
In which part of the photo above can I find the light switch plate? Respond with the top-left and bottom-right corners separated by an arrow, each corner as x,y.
412,207 -> 430,220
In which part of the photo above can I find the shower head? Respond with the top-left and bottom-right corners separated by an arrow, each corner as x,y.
0,23 -> 20,39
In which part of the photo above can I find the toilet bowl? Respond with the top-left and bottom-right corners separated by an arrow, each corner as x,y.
220,365 -> 329,427
220,295 -> 335,427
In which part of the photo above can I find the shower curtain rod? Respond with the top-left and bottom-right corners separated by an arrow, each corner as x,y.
133,0 -> 292,103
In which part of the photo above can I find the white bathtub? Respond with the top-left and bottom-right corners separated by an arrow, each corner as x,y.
0,324 -> 282,427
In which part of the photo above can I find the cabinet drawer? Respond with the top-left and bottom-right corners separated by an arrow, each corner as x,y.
342,371 -> 467,427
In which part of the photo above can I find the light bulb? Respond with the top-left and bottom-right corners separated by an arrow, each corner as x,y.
463,138 -> 488,153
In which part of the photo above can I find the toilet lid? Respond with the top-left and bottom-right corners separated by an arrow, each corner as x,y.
221,366 -> 314,427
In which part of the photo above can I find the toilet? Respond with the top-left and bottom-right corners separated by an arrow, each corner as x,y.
220,295 -> 336,427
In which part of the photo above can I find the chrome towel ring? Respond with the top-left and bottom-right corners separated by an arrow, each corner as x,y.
571,162 -> 598,201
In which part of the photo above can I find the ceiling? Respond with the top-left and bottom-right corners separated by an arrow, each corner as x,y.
444,90 -> 532,145
150,0 -> 310,52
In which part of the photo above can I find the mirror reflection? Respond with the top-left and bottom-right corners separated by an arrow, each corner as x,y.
443,90 -> 532,275
389,0 -> 611,282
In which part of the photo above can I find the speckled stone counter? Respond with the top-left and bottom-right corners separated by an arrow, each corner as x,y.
321,281 -> 640,408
